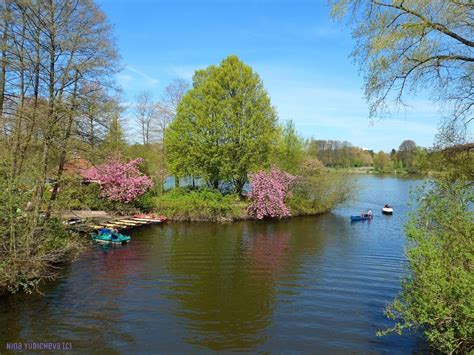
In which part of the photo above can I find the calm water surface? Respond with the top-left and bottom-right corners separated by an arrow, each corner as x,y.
0,175 -> 429,353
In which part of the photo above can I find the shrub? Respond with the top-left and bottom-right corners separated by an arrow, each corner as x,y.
83,157 -> 153,202
378,177 -> 474,353
154,188 -> 245,221
247,168 -> 296,219
289,172 -> 352,215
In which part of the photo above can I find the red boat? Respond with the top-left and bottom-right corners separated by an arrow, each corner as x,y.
133,214 -> 167,223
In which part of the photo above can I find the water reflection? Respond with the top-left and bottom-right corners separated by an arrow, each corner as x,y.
0,176 -> 428,353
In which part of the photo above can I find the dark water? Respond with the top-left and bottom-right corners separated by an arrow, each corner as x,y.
0,175 -> 429,353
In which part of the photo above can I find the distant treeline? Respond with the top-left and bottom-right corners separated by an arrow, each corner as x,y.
307,139 -> 432,174
307,140 -> 373,168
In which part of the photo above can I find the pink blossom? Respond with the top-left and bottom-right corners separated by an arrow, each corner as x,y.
83,157 -> 153,203
247,167 -> 296,219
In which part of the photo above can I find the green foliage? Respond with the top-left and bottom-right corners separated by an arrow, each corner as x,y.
165,55 -> 277,194
134,189 -> 158,212
55,179 -> 140,215
331,1 -> 473,125
397,140 -> 417,173
289,158 -> 352,215
271,120 -> 305,174
101,112 -> 127,156
373,151 -> 393,173
308,139 -> 373,168
379,176 -> 473,353
154,188 -> 245,221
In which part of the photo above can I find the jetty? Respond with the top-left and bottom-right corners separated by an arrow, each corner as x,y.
61,210 -> 165,233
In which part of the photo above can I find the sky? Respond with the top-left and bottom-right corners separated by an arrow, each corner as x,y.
97,0 -> 441,152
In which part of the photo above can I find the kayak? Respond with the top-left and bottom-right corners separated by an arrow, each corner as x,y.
92,230 -> 131,245
351,215 -> 373,221
382,207 -> 393,215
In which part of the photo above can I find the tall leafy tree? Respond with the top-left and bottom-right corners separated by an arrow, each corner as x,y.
397,139 -> 417,172
272,120 -> 305,174
166,55 -> 277,194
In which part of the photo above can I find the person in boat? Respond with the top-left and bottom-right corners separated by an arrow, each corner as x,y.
99,228 -> 110,236
362,209 -> 373,218
384,204 -> 391,208
111,228 -> 119,239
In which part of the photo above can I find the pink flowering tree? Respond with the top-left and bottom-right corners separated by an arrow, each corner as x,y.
83,157 -> 153,203
247,167 -> 296,219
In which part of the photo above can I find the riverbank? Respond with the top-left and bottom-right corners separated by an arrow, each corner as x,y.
326,166 -> 428,176
0,218 -> 85,296
152,195 -> 331,222
152,177 -> 351,222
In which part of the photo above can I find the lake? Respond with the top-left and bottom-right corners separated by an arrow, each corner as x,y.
0,175 -> 429,353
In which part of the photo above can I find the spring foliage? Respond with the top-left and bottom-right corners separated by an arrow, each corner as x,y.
247,168 -> 296,219
84,157 -> 153,202
379,176 -> 474,353
165,55 -> 277,193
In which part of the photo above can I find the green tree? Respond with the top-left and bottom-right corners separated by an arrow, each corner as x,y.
102,103 -> 127,155
272,120 -> 305,174
397,140 -> 417,172
373,151 -> 392,172
166,55 -> 277,195
379,176 -> 473,353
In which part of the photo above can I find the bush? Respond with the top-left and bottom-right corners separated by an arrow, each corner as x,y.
378,177 -> 474,353
247,168 -> 296,219
55,178 -> 141,215
289,171 -> 352,215
0,217 -> 83,295
154,188 -> 245,221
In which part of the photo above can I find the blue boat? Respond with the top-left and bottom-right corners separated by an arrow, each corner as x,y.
350,215 -> 373,222
92,228 -> 131,245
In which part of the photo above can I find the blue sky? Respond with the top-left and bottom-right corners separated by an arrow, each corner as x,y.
97,0 -> 440,152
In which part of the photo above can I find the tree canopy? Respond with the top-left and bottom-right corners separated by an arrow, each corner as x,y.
165,55 -> 277,194
331,0 -> 473,139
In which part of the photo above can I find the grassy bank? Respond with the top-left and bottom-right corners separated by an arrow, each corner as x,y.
151,172 -> 353,222
154,188 -> 248,222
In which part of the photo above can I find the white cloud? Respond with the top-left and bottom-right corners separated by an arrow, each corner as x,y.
124,65 -> 159,86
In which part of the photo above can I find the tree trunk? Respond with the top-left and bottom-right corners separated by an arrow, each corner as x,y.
49,71 -> 79,206
32,0 -> 55,224
0,0 -> 11,122
235,178 -> 245,198
12,9 -> 27,177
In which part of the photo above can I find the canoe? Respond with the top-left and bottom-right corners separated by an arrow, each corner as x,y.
92,230 -> 131,245
382,207 -> 393,215
351,215 -> 372,221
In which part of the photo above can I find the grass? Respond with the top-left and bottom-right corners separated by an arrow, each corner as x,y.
153,188 -> 248,221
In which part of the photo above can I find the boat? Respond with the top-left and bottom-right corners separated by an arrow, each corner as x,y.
92,229 -> 131,245
382,205 -> 393,215
64,217 -> 82,225
133,214 -> 167,223
350,215 -> 373,222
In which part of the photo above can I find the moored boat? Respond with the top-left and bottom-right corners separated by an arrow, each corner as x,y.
133,214 -> 167,223
351,215 -> 373,222
92,229 -> 131,245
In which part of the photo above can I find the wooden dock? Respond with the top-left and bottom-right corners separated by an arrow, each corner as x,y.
67,216 -> 162,233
